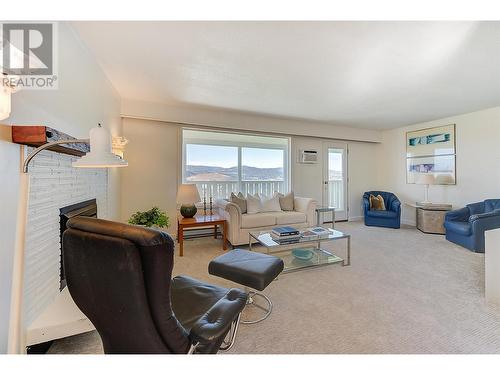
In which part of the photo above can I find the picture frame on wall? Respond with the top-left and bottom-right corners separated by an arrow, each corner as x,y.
406,124 -> 456,185
406,155 -> 456,185
406,124 -> 456,158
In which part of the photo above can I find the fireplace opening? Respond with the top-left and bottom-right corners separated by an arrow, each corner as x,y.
59,199 -> 97,290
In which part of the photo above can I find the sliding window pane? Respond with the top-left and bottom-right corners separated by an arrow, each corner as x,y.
185,144 -> 239,200
185,144 -> 238,181
242,148 -> 285,196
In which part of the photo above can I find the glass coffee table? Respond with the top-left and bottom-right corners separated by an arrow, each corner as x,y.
248,228 -> 351,273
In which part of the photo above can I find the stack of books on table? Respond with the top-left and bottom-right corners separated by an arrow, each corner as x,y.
271,226 -> 301,244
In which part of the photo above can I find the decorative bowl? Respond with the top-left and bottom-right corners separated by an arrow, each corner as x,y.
291,248 -> 314,261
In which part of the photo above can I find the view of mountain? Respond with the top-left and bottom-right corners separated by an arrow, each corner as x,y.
186,165 -> 342,182
186,165 -> 284,181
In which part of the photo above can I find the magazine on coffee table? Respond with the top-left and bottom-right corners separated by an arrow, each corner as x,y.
301,226 -> 331,239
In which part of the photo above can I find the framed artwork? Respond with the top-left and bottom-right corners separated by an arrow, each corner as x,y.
406,155 -> 456,185
406,124 -> 455,158
406,124 -> 456,185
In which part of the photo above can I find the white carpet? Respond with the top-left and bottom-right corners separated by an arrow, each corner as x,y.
48,222 -> 500,354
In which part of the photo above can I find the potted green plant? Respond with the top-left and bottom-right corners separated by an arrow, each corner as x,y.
128,207 -> 169,229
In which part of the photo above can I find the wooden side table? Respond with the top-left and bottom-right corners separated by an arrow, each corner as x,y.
177,214 -> 227,257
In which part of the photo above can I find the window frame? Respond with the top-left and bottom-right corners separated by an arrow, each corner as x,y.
181,127 -> 290,198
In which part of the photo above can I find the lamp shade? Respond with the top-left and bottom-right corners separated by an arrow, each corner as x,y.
416,173 -> 435,185
177,184 -> 201,204
0,86 -> 11,121
73,125 -> 128,168
435,173 -> 455,185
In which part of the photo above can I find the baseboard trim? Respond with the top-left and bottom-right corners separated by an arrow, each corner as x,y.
348,216 -> 363,222
402,219 -> 416,227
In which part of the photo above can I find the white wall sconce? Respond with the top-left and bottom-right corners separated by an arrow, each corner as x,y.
0,84 -> 13,121
73,126 -> 128,168
112,136 -> 129,159
1,72 -> 18,121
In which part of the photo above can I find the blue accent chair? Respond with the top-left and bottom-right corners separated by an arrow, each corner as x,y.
444,199 -> 500,253
363,191 -> 401,229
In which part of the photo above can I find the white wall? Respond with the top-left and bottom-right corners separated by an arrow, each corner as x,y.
121,118 -> 180,234
0,22 -> 121,353
121,99 -> 382,143
378,106 -> 500,225
0,127 -> 22,353
120,118 -> 381,234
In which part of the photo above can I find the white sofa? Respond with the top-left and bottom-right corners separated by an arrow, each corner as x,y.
217,197 -> 317,246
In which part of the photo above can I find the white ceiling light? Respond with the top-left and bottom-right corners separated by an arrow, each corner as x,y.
72,124 -> 128,168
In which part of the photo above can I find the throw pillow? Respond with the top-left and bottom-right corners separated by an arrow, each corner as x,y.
261,193 -> 282,212
369,194 -> 386,210
231,192 -> 247,214
246,193 -> 262,214
276,191 -> 294,211
376,195 -> 387,210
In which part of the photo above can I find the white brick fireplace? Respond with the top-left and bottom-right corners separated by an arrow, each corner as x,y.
24,148 -> 108,332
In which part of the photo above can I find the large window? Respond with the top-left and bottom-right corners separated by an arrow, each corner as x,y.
182,129 -> 289,200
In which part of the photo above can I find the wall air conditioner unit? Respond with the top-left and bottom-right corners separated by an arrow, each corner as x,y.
299,149 -> 318,164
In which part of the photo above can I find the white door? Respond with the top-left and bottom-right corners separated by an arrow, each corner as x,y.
323,143 -> 348,221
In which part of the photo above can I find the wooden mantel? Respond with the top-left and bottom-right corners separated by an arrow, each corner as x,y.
11,126 -> 90,157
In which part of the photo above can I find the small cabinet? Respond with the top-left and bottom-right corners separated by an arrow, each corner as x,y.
416,208 -> 449,234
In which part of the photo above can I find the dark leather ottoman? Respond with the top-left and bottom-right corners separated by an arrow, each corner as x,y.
209,249 -> 284,324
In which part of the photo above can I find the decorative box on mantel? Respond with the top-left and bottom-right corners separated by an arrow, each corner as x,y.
11,125 -> 90,156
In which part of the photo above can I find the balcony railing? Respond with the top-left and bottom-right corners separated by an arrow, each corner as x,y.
192,179 -> 343,210
193,180 -> 286,201
327,180 -> 344,210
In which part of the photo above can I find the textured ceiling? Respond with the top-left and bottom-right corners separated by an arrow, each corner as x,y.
73,21 -> 500,129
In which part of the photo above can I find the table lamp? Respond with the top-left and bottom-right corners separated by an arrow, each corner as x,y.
416,173 -> 435,204
177,184 -> 201,218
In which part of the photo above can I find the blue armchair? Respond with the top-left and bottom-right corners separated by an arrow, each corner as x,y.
444,199 -> 500,253
363,191 -> 401,229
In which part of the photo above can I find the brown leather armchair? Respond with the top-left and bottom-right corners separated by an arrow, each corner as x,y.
62,217 -> 247,354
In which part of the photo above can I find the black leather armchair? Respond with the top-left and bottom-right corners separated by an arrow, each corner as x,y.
62,217 -> 248,354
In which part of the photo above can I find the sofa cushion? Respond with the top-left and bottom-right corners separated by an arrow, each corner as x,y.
444,220 -> 472,236
261,193 -> 282,212
231,192 -> 247,214
277,192 -> 295,211
366,210 -> 398,219
274,211 -> 307,225
246,193 -> 263,214
241,213 -> 277,229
